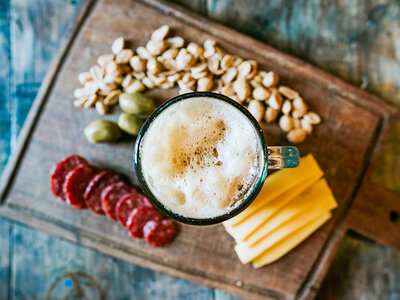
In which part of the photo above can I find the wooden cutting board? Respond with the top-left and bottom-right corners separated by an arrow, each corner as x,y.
0,0 -> 398,299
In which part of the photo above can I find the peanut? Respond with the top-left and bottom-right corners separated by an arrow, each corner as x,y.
111,37 -> 124,55
278,86 -> 299,99
303,111 -> 321,124
282,100 -> 292,115
78,72 -> 92,85
262,71 -> 279,87
287,128 -> 307,144
125,80 -> 145,93
151,25 -> 170,40
197,76 -> 214,91
252,86 -> 270,101
279,115 -> 294,132
301,118 -> 313,134
166,36 -> 185,48
267,88 -> 283,110
233,78 -> 251,102
146,39 -> 166,56
264,107 -> 279,123
248,100 -> 265,122
97,54 -> 114,67
115,49 -> 134,64
95,98 -> 108,115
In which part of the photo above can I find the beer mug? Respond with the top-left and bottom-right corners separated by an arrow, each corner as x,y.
134,92 -> 299,225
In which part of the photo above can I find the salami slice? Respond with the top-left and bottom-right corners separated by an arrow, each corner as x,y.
143,220 -> 175,247
83,171 -> 123,214
50,155 -> 88,200
63,164 -> 100,209
126,206 -> 162,238
116,193 -> 152,226
101,183 -> 138,221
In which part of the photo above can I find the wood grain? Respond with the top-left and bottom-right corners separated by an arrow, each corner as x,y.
172,0 -> 205,14
214,291 -> 241,300
186,0 -> 400,107
0,0 -> 395,299
0,219 -> 10,300
10,224 -> 213,299
9,0 -> 89,136
346,112 -> 400,250
316,231 -> 400,300
169,1 -> 400,298
1,0 -> 399,299
0,1 -> 223,299
0,0 -> 11,172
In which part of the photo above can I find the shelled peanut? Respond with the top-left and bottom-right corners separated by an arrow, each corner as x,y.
73,25 -> 321,143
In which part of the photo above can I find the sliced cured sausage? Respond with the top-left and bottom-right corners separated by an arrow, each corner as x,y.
116,193 -> 152,226
126,206 -> 162,238
63,164 -> 100,209
143,220 -> 175,247
83,171 -> 123,215
101,183 -> 138,221
50,155 -> 88,200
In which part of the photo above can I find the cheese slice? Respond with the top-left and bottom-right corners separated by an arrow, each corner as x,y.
252,212 -> 332,268
224,174 -> 321,242
241,179 -> 337,247
234,190 -> 336,264
223,154 -> 323,227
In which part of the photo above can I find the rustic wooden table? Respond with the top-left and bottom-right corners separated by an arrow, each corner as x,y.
0,0 -> 399,299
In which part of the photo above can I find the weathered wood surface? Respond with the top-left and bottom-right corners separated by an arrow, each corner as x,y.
0,0 -> 395,299
317,231 -> 400,300
181,0 -> 400,107
346,113 -> 400,250
0,0 -> 399,299
10,224 -> 214,299
0,220 -> 10,300
0,1 -> 11,298
0,0 -> 11,171
0,0 -> 231,298
170,0 -> 400,298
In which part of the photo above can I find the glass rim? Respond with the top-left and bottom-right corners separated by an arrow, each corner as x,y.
133,92 -> 269,225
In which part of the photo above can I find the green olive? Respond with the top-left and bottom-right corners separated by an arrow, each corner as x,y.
84,120 -> 122,143
119,92 -> 155,115
118,113 -> 144,136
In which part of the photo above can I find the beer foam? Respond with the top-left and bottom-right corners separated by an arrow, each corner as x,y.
140,96 -> 262,219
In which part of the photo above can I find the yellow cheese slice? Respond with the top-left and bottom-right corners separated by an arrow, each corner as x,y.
234,191 -> 336,264
252,212 -> 332,268
224,174 -> 321,242
223,154 -> 323,227
241,178 -> 337,247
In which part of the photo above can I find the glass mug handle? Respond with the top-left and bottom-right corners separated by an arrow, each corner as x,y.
267,146 -> 299,169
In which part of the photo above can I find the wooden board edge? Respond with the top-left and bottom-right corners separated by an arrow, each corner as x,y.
345,109 -> 400,250
295,106 -> 398,298
293,118 -> 384,299
0,206 -> 283,300
141,0 -> 398,118
0,0 -> 98,203
125,6 -> 397,293
0,0 -> 397,299
297,221 -> 349,300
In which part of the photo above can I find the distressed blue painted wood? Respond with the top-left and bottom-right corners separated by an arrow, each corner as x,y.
11,224 -> 214,299
0,0 -> 233,298
184,0 -> 400,106
0,219 -> 10,300
9,0 -> 87,137
0,0 -> 399,299
0,0 -> 11,172
0,0 -> 11,297
317,231 -> 400,299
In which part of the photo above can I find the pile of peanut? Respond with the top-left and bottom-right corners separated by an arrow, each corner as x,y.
73,25 -> 321,144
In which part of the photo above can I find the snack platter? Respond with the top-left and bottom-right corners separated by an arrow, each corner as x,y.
0,0 -> 398,299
